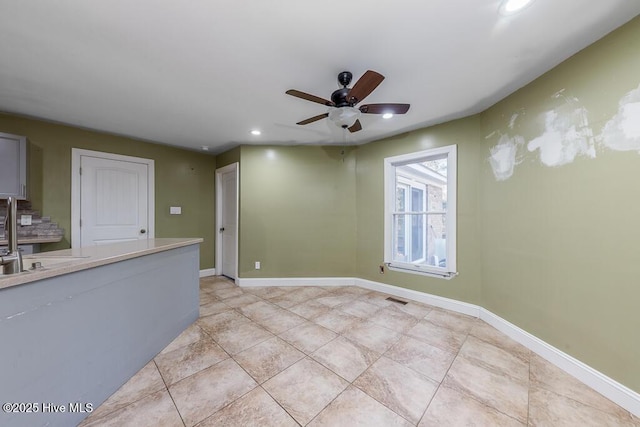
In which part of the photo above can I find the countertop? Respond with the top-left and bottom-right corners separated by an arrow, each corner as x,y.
0,238 -> 203,290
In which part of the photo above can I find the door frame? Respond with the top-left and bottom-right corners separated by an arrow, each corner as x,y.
71,148 -> 155,248
215,162 -> 239,278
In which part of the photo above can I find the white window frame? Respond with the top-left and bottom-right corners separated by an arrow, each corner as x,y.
384,144 -> 457,279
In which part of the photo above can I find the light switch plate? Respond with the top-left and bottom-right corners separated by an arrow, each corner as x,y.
170,206 -> 182,215
20,214 -> 32,225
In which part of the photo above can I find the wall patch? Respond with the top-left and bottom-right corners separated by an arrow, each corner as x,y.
600,84 -> 640,153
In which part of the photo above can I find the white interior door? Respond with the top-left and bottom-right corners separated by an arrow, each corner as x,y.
72,149 -> 154,247
216,163 -> 238,279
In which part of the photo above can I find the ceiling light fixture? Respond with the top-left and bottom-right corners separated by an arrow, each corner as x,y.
499,0 -> 534,15
201,146 -> 209,151
250,130 -> 261,136
382,113 -> 394,119
328,107 -> 361,128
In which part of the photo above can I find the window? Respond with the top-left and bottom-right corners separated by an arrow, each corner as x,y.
384,145 -> 457,278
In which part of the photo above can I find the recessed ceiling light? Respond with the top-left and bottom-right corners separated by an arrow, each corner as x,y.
499,0 -> 534,15
251,130 -> 261,136
382,113 -> 394,119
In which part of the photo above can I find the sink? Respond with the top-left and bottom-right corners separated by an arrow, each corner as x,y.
21,255 -> 89,270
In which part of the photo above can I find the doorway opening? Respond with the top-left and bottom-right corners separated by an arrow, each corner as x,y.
215,162 -> 239,280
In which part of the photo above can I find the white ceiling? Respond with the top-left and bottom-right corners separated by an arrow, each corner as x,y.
0,1 -> 638,154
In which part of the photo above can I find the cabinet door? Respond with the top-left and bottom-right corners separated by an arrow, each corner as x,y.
0,132 -> 27,199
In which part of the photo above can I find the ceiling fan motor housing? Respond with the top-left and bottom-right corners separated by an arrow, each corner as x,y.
331,87 -> 352,107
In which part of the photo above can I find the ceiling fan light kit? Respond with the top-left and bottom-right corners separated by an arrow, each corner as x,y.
286,70 -> 410,133
328,107 -> 361,129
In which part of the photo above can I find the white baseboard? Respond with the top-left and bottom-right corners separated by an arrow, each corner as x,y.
231,275 -> 640,417
354,278 -> 481,317
199,268 -> 216,278
237,277 -> 355,287
479,309 -> 640,417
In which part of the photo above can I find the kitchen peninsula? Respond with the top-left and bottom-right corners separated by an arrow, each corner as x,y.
0,238 -> 202,427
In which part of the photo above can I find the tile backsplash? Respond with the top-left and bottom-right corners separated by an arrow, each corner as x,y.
0,199 -> 64,241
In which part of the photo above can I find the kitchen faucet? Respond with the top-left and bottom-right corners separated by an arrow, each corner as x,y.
1,196 -> 23,274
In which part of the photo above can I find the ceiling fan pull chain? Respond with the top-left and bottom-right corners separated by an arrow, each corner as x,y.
342,128 -> 347,162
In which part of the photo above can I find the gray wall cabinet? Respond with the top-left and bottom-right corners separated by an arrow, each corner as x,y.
0,132 -> 27,199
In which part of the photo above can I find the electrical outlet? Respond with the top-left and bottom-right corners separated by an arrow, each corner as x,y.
170,206 -> 182,215
20,215 -> 32,226
255,261 -> 261,270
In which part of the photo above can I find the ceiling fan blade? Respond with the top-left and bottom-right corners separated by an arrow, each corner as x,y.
348,119 -> 362,133
347,70 -> 384,105
297,113 -> 329,125
359,103 -> 410,114
286,90 -> 334,106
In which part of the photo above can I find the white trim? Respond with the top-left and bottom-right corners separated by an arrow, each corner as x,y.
228,275 -> 640,416
237,277 -> 355,288
355,278 -> 480,317
215,162 -> 239,279
362,278 -> 640,416
383,145 -> 457,277
479,309 -> 640,417
71,148 -> 155,248
199,268 -> 216,278
386,264 -> 457,279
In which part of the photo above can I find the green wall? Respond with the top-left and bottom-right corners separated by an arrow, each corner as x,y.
237,145 -> 357,278
0,114 -> 217,268
480,17 -> 640,391
215,146 -> 240,169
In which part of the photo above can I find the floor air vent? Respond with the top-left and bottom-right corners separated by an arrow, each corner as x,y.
386,297 -> 408,305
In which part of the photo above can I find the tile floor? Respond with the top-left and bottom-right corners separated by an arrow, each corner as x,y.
80,276 -> 639,426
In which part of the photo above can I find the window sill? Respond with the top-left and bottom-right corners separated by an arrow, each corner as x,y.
386,263 -> 458,280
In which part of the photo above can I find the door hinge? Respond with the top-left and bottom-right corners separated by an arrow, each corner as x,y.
79,219 -> 82,227
79,167 -> 82,175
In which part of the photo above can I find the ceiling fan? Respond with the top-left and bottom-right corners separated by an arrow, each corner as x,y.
286,70 -> 410,133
